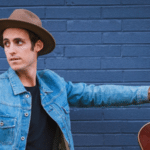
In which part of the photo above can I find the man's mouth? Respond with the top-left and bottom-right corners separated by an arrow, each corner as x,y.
10,57 -> 21,61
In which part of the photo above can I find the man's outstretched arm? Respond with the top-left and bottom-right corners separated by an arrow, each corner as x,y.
66,81 -> 150,107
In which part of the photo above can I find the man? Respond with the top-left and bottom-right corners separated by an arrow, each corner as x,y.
0,9 -> 149,150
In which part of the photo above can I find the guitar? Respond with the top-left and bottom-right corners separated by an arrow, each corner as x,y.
138,122 -> 150,150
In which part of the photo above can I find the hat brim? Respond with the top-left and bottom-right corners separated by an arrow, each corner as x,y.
0,19 -> 55,56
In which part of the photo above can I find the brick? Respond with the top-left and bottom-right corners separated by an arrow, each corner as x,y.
103,108 -> 150,120
37,58 -> 45,70
122,0 -> 150,5
67,20 -> 121,31
71,121 -> 146,133
73,134 -> 103,146
45,58 -> 100,69
42,20 -> 66,32
101,58 -> 150,69
52,32 -> 101,44
0,0 -> 64,6
0,59 -> 9,70
65,45 -> 121,57
122,45 -> 150,57
55,70 -> 123,82
104,134 -> 137,145
39,45 -> 64,58
120,122 -> 147,133
0,8 -> 45,19
46,7 -> 100,19
75,147 -> 123,150
124,71 -> 150,82
70,108 -> 103,121
66,0 -> 120,5
0,8 -> 14,18
103,32 -> 150,43
123,147 -> 141,150
93,83 -> 150,86
123,19 -> 150,31
0,47 -> 6,58
102,6 -> 150,19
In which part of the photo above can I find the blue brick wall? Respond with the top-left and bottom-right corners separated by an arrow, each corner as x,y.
0,1 -> 150,149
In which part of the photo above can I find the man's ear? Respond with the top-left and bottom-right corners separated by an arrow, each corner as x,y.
35,40 -> 44,53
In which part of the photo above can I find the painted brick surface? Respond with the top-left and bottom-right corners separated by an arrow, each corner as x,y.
66,0 -> 120,6
102,6 -> 150,18
104,134 -> 137,145
71,121 -> 146,133
0,1 -> 150,150
122,0 -> 150,5
42,20 -> 66,32
0,47 -> 6,58
101,58 -> 150,69
52,32 -> 101,44
37,58 -> 45,70
65,45 -> 121,57
103,108 -> 150,120
75,148 -> 123,150
123,19 -> 150,31
103,32 -> 150,43
122,45 -> 150,57
40,45 -> 64,57
0,8 -> 45,18
46,7 -> 100,19
45,58 -> 100,69
0,0 -> 64,6
55,70 -> 123,82
73,134 -> 103,146
67,20 -> 121,31
124,71 -> 150,82
0,59 -> 9,70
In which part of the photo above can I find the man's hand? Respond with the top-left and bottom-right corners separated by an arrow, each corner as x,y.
148,87 -> 150,100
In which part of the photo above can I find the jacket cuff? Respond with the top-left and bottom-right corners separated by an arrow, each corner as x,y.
137,86 -> 150,103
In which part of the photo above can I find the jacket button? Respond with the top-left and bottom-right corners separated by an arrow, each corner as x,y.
26,94 -> 29,98
24,113 -> 28,117
21,136 -> 25,141
0,122 -> 4,126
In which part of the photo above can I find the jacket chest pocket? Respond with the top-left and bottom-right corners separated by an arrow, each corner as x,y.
0,116 -> 16,145
54,103 -> 71,129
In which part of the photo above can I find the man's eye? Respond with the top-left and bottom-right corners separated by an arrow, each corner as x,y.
3,41 -> 9,47
17,40 -> 23,45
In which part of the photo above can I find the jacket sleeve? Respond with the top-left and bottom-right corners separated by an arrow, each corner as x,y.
65,81 -> 149,107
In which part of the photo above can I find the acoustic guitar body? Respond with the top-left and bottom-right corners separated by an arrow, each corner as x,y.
138,122 -> 150,150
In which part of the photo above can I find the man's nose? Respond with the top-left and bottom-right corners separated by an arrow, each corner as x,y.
7,44 -> 17,54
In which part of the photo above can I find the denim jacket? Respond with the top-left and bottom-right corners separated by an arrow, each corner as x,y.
0,67 -> 149,150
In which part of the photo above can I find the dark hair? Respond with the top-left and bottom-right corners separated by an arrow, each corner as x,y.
26,29 -> 43,57
25,29 -> 40,50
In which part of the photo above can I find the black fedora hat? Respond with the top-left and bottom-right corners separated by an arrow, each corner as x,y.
0,9 -> 55,56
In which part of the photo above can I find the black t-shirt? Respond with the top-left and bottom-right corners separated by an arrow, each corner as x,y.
25,81 -> 57,150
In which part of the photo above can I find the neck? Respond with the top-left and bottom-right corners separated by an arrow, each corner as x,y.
16,67 -> 37,87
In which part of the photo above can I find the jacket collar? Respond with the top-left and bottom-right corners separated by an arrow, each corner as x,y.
36,72 -> 53,94
8,67 -> 52,95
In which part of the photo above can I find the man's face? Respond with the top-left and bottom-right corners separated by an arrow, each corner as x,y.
3,28 -> 38,72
